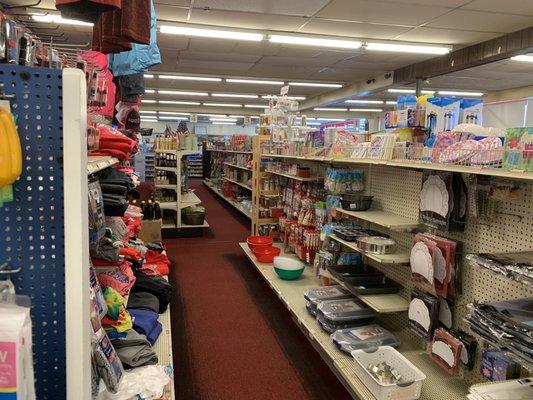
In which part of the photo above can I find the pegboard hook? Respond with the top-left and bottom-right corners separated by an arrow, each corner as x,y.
0,83 -> 16,100
0,262 -> 21,275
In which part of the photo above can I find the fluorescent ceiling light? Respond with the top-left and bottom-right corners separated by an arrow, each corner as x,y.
145,89 -> 155,94
158,90 -> 208,96
316,118 -> 346,122
140,110 -> 157,114
141,99 -> 157,103
349,108 -> 383,112
437,90 -> 484,97
511,55 -> 533,62
366,42 -> 450,55
229,115 -> 246,118
269,34 -> 361,50
158,112 -> 190,116
244,104 -> 267,109
212,93 -> 259,99
227,78 -> 284,85
158,75 -> 222,82
160,25 -> 263,42
159,100 -> 200,105
262,95 -> 306,100
314,107 -> 347,111
345,100 -> 383,104
203,102 -> 242,107
210,118 -> 238,122
307,122 -> 321,126
290,82 -> 343,88
32,14 -> 93,26
141,117 -> 158,120
386,101 -> 397,105
387,89 -> 435,94
213,122 -> 237,125
144,74 -> 154,78
159,116 -> 189,121
197,113 -> 225,117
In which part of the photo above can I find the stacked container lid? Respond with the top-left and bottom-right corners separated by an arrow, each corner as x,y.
316,298 -> 377,333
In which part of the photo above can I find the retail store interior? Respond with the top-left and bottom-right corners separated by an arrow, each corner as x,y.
0,1 -> 532,400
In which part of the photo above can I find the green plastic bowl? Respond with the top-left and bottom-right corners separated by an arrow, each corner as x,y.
274,267 -> 305,280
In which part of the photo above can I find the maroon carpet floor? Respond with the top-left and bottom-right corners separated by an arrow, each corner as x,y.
165,181 -> 352,400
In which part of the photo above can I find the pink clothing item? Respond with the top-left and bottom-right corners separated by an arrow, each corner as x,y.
98,261 -> 136,296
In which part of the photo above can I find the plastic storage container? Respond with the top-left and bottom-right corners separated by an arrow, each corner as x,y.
331,324 -> 399,354
316,299 -> 377,333
304,285 -> 354,316
350,346 -> 426,400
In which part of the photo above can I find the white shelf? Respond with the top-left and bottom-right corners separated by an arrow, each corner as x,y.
329,234 -> 411,264
223,177 -> 252,190
203,180 -> 251,219
336,208 -> 420,232
261,154 -> 533,182
87,156 -> 118,174
155,166 -> 177,172
239,242 -> 469,400
180,220 -> 210,229
159,201 -> 178,210
223,162 -> 252,171
265,170 -> 321,182
180,191 -> 202,209
155,149 -> 201,156
154,277 -> 175,400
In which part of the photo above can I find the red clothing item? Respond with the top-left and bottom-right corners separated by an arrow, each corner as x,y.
119,247 -> 141,261
56,0 -> 120,24
92,0 -> 150,54
141,249 -> 171,276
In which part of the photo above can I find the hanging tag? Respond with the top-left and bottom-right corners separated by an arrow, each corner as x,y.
0,99 -> 11,113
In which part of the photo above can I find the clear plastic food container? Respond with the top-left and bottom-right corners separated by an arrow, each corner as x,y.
331,324 -> 400,354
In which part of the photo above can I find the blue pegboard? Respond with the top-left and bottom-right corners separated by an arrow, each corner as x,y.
0,65 -> 65,400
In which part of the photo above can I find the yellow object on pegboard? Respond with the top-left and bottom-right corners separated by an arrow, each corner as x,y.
0,107 -> 22,206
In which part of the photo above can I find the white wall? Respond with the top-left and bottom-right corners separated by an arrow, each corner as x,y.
483,98 -> 533,128
140,121 -> 257,135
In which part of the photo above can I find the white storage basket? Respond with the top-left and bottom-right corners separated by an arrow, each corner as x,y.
351,346 -> 426,400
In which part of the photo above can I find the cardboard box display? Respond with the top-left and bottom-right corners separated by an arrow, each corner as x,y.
137,219 -> 162,243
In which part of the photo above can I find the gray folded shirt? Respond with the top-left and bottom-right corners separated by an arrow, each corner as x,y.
111,329 -> 158,369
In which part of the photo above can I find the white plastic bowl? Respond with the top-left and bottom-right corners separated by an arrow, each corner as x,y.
273,256 -> 304,271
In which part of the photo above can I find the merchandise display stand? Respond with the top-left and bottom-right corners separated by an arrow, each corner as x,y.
155,149 -> 209,230
240,243 -> 470,400
203,179 -> 251,219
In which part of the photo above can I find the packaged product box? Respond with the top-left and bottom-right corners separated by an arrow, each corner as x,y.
138,219 -> 162,242
503,127 -> 533,170
459,99 -> 483,125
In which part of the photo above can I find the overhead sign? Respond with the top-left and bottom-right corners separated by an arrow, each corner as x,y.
244,116 -> 251,125
190,113 -> 198,123
280,85 -> 289,96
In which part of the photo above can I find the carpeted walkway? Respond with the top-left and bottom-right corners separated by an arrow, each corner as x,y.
164,181 -> 352,400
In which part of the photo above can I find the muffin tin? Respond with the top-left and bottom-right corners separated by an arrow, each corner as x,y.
328,265 -> 402,295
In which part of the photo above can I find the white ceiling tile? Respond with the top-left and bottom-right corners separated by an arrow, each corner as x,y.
317,0 -> 453,26
386,0 -> 469,6
394,27 -> 502,45
186,38 -> 238,52
193,0 -> 330,16
300,19 -> 413,39
155,0 -> 190,6
426,10 -> 533,33
188,9 -> 307,30
462,0 -> 533,16
259,55 -> 334,67
155,5 -> 190,21
246,64 -> 319,79
176,50 -> 262,64
175,59 -> 256,72
155,35 -> 190,51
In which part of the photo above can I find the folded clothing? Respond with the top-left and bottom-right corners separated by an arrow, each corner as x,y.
129,308 -> 162,345
141,249 -> 171,276
127,291 -> 159,313
111,329 -> 158,369
130,271 -> 172,313
102,306 -> 132,333
98,262 -> 136,296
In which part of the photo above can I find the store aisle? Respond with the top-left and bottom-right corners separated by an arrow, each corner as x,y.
165,181 -> 352,400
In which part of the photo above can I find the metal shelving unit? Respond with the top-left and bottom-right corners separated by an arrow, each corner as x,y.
204,179 -> 251,219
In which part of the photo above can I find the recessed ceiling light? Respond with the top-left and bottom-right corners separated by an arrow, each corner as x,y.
314,107 -> 347,111
387,89 -> 435,94
244,104 -> 268,109
141,99 -> 157,103
349,108 -> 383,112
437,90 -> 484,97
366,42 -> 451,55
212,122 -> 237,125
144,74 -> 154,78
290,82 -> 343,88
345,100 -> 384,104
158,75 -> 222,82
140,110 -> 157,114
203,102 -> 242,107
262,95 -> 306,100
386,101 -> 397,105
157,90 -> 209,96
159,25 -> 263,42
32,14 -> 93,26
226,78 -> 285,85
159,100 -> 200,105
269,34 -> 362,50
212,93 -> 259,99
158,112 -> 190,116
